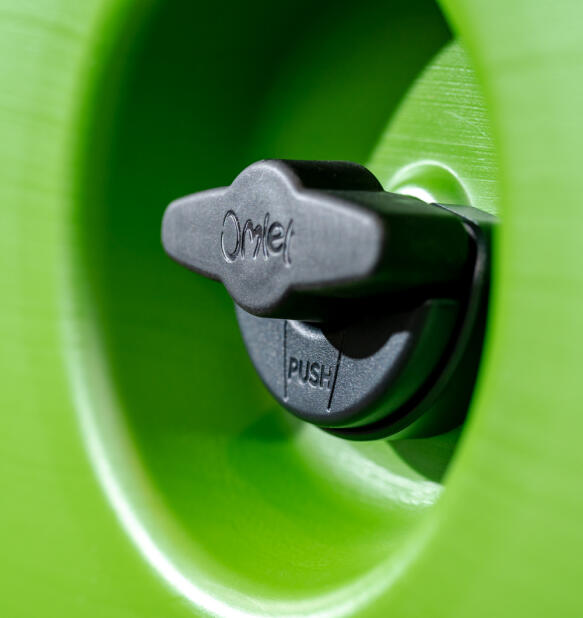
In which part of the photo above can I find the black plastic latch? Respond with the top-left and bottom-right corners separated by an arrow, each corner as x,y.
162,160 -> 496,440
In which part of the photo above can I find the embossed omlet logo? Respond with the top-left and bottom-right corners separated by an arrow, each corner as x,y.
220,210 -> 294,265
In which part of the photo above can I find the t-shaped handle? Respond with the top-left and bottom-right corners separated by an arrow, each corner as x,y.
162,160 -> 472,321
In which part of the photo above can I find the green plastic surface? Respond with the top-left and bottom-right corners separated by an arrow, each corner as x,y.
2,0 -> 583,616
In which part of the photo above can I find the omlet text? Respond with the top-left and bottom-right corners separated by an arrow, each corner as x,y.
220,210 -> 294,265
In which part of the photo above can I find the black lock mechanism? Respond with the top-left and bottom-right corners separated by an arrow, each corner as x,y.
162,160 -> 495,440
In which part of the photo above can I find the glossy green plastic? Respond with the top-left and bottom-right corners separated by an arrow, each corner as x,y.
2,0 -> 583,616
